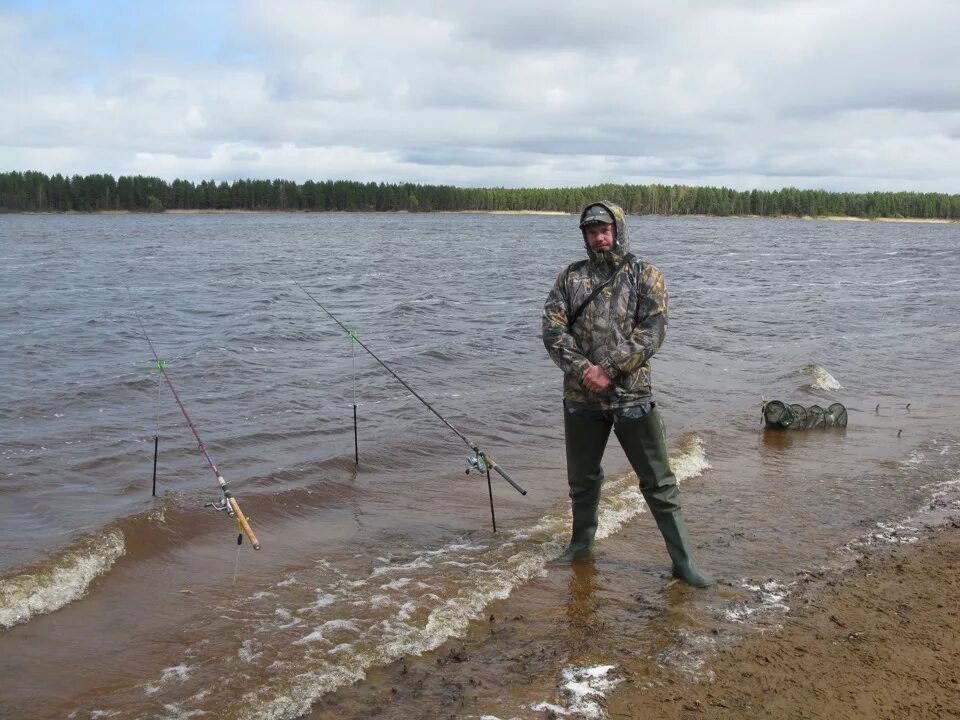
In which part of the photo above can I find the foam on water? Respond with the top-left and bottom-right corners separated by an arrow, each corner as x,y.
145,664 -> 194,696
157,703 -> 206,720
239,639 -> 263,663
596,434 -> 709,540
0,529 -> 125,629
920,476 -> 960,512
528,664 -> 624,719
657,629 -> 719,682
723,579 -> 791,623
803,363 -> 843,391
159,665 -> 191,683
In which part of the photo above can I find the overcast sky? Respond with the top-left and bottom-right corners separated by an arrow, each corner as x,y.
3,0 -> 959,191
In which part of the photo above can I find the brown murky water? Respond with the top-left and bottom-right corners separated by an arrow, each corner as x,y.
1,213 -> 958,719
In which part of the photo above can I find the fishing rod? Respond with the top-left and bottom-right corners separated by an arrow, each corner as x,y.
294,282 -> 526,529
130,302 -> 261,551
152,358 -> 162,496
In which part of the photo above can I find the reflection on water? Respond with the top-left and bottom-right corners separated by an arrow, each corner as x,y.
565,558 -> 598,627
761,427 -> 796,449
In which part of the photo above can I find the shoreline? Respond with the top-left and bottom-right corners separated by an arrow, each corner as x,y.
608,522 -> 960,719
2,209 -> 957,223
300,510 -> 960,720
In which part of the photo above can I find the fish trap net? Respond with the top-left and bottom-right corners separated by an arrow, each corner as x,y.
763,400 -> 847,430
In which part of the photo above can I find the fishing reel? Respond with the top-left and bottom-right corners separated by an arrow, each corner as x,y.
205,492 -> 235,516
465,452 -> 489,475
206,491 -> 247,547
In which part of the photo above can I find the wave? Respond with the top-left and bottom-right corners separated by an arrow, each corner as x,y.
0,460 -> 364,632
0,530 -> 125,630
803,363 -> 843,391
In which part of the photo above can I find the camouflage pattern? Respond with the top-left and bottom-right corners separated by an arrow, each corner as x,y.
542,201 -> 668,410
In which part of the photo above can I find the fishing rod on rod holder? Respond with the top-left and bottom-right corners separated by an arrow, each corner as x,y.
294,281 -> 526,532
129,295 -> 261,552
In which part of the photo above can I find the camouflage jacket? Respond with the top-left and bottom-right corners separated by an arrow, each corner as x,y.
541,201 -> 668,410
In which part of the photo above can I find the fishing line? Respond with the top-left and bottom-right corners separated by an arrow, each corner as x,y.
294,281 -> 526,531
128,292 -> 261,551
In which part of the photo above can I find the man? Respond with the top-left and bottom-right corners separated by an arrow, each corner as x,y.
542,201 -> 711,588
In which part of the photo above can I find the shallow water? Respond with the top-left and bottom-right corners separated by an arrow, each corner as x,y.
1,213 -> 958,719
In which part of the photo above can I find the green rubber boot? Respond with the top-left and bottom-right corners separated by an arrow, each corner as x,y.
556,403 -> 613,561
614,408 -> 712,588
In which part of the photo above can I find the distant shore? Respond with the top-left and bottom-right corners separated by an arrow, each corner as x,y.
4,209 -> 957,223
4,208 -> 572,217
800,214 -> 957,224
680,213 -> 959,224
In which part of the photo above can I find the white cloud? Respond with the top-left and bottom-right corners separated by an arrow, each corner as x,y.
2,0 -> 959,191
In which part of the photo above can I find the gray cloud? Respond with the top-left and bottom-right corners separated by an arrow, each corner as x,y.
1,0 -> 959,191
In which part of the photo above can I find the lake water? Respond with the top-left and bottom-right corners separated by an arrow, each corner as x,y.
1,212 -> 958,719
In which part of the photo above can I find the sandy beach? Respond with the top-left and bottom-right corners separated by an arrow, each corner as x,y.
608,524 -> 960,720
309,519 -> 960,720
302,519 -> 960,720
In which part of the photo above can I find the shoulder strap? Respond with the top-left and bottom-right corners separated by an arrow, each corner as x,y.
567,253 -> 636,331
560,259 -> 586,307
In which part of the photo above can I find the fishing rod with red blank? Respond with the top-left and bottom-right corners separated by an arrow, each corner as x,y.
130,302 -> 261,551
294,281 -> 526,532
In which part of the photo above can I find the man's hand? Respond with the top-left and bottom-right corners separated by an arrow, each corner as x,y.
582,364 -> 612,394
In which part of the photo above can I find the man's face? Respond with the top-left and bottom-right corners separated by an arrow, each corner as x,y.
584,223 -> 616,252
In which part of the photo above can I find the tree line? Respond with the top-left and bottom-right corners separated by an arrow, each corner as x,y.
2,170 -> 959,220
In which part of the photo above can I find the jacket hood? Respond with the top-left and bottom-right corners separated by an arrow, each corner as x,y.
579,201 -> 630,266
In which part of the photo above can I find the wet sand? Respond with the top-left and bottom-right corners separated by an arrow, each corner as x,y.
300,521 -> 960,720
610,523 -> 960,720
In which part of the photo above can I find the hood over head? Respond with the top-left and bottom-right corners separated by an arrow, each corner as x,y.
579,201 -> 629,266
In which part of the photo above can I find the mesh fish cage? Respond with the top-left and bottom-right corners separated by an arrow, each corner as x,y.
807,405 -> 826,429
790,404 -> 807,428
827,402 -> 847,427
763,400 -> 848,430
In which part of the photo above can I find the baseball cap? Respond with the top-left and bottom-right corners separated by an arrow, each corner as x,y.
579,204 -> 615,228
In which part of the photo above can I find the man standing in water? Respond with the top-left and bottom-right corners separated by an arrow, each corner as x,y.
542,201 -> 711,587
